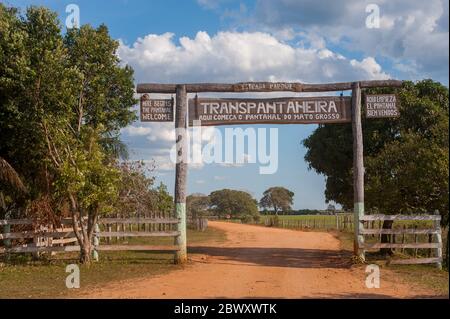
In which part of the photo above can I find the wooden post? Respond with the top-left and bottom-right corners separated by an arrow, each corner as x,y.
3,224 -> 11,248
414,225 -> 418,258
351,82 -> 365,262
174,84 -> 188,264
401,225 -> 406,254
93,223 -> 100,262
107,224 -> 112,244
434,210 -> 443,269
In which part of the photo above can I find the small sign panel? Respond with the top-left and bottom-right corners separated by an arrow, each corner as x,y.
365,94 -> 399,118
188,96 -> 352,126
140,94 -> 174,122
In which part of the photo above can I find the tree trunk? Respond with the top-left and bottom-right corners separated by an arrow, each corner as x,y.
79,240 -> 92,264
380,220 -> 394,255
68,193 -> 96,265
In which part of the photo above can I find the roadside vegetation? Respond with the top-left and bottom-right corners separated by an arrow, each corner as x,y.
0,227 -> 226,298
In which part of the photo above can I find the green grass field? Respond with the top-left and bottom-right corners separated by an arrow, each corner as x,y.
0,227 -> 226,298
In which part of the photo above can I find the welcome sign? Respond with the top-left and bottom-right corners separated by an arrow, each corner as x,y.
188,96 -> 352,126
140,94 -> 174,122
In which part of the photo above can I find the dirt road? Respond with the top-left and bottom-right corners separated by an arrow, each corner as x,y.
81,221 -> 437,298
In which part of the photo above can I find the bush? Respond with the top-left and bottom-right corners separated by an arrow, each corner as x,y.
240,215 -> 259,224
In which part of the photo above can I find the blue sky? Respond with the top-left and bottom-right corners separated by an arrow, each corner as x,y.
10,0 -> 449,209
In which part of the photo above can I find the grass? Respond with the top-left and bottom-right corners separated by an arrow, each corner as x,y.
0,227 -> 226,299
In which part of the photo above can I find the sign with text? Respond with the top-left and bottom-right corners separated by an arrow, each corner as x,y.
188,96 -> 351,126
233,82 -> 300,92
140,94 -> 174,122
365,94 -> 399,118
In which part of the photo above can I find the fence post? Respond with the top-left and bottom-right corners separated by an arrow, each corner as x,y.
93,223 -> 100,262
401,225 -> 406,254
107,224 -> 112,244
3,221 -> 11,261
3,223 -> 11,248
434,210 -> 442,270
413,225 -> 418,258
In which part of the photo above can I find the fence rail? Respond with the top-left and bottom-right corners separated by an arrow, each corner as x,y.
0,216 -> 181,257
358,213 -> 443,268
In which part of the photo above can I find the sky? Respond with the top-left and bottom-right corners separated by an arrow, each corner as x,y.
9,0 -> 450,209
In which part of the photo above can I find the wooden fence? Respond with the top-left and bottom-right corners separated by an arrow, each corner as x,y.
187,217 -> 208,231
0,217 -> 181,257
261,214 -> 354,231
359,214 -> 443,268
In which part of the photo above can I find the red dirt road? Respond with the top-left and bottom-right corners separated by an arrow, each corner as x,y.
81,221 -> 438,298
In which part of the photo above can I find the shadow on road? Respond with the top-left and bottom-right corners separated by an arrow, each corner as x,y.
188,246 -> 353,269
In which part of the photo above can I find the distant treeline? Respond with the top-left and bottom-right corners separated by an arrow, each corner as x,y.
260,209 -> 345,215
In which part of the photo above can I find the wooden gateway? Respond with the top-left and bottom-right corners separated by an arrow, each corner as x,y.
136,80 -> 404,265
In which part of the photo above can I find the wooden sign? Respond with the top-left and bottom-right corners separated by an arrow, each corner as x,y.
365,94 -> 399,118
188,96 -> 351,126
140,94 -> 174,122
233,82 -> 301,92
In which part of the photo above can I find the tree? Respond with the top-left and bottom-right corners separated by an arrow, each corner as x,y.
303,80 -> 449,254
0,156 -> 27,220
154,183 -> 173,216
0,5 -> 137,263
187,194 -> 210,219
209,189 -> 259,220
115,161 -> 156,216
259,187 -> 294,215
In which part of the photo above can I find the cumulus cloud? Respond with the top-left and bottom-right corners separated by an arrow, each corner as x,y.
251,0 -> 449,81
219,153 -> 252,167
118,30 -> 390,84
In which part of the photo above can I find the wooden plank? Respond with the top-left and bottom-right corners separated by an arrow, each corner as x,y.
0,219 -> 34,225
140,95 -> 174,122
360,214 -> 441,221
52,238 -> 78,245
98,218 -> 179,224
389,258 -> 442,265
362,243 -> 442,249
0,231 -> 76,239
136,80 -> 403,94
365,94 -> 400,118
96,231 -> 180,238
360,228 -> 439,235
188,96 -> 352,126
96,245 -> 180,252
0,245 -> 80,253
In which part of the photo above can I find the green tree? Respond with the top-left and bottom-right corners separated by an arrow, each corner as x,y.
259,187 -> 294,215
209,189 -> 259,221
154,183 -> 173,216
115,161 -> 156,216
0,5 -> 137,263
187,194 -> 210,219
303,80 -> 449,253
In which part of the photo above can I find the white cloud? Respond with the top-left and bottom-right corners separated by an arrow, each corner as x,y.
118,30 -> 391,85
214,175 -> 227,181
350,57 -> 390,80
121,126 -> 152,136
219,153 -> 252,167
251,0 -> 448,82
